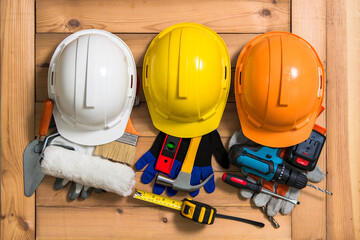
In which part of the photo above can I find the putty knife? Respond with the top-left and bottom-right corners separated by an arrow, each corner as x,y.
23,99 -> 54,197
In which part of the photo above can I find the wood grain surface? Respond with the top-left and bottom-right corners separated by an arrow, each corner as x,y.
36,206 -> 291,240
1,0 -> 35,239
346,0 -> 360,238
36,0 -> 290,33
291,1 -> 327,239
326,0 -> 356,239
1,0 -> 359,239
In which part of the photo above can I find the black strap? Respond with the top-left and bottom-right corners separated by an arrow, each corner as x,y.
210,130 -> 229,169
215,213 -> 265,228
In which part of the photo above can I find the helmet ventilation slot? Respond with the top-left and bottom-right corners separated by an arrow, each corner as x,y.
50,71 -> 55,86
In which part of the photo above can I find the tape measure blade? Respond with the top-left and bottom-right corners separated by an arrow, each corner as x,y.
133,189 -> 183,211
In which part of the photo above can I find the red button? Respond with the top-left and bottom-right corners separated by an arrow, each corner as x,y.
296,158 -> 309,166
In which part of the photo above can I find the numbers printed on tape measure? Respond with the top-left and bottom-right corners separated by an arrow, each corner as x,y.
133,189 -> 183,210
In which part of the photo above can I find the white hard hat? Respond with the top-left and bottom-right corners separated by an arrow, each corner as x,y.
48,29 -> 136,146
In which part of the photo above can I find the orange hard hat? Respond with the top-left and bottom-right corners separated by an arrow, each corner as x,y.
235,31 -> 325,147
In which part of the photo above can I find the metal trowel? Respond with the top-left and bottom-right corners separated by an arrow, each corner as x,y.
23,99 -> 55,197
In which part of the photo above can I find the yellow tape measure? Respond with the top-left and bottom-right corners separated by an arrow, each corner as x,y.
133,189 -> 265,227
133,189 -> 183,210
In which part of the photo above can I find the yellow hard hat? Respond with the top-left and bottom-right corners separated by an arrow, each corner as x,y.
143,23 -> 230,138
235,31 -> 325,147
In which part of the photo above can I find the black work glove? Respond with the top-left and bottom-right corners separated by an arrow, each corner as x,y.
189,130 -> 229,197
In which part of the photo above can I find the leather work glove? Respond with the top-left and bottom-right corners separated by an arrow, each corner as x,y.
50,136 -> 103,200
136,130 -> 229,197
135,132 -> 190,196
189,130 -> 229,197
229,129 -> 325,216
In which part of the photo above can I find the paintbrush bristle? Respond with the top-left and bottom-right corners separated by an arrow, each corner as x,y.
94,141 -> 136,165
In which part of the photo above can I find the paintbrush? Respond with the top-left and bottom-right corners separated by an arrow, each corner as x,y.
93,118 -> 139,165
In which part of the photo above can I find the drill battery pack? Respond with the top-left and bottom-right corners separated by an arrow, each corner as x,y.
285,126 -> 326,171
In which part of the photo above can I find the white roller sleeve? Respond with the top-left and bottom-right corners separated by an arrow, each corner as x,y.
41,145 -> 135,197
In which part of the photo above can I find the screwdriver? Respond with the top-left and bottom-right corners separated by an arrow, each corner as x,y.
222,173 -> 300,205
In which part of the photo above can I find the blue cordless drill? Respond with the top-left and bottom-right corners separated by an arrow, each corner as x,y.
228,143 -> 333,195
229,145 -> 307,189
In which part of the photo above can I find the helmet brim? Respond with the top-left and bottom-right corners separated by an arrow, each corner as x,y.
53,106 -> 131,146
239,112 -> 317,147
149,104 -> 226,138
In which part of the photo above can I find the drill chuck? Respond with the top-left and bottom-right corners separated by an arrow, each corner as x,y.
273,164 -> 308,189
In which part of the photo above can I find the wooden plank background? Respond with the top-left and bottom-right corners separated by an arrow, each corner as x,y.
326,0 -> 357,239
1,0 -> 358,239
35,0 -> 290,33
1,0 -> 36,239
291,1 -> 327,239
345,0 -> 360,238
33,1 -> 292,238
